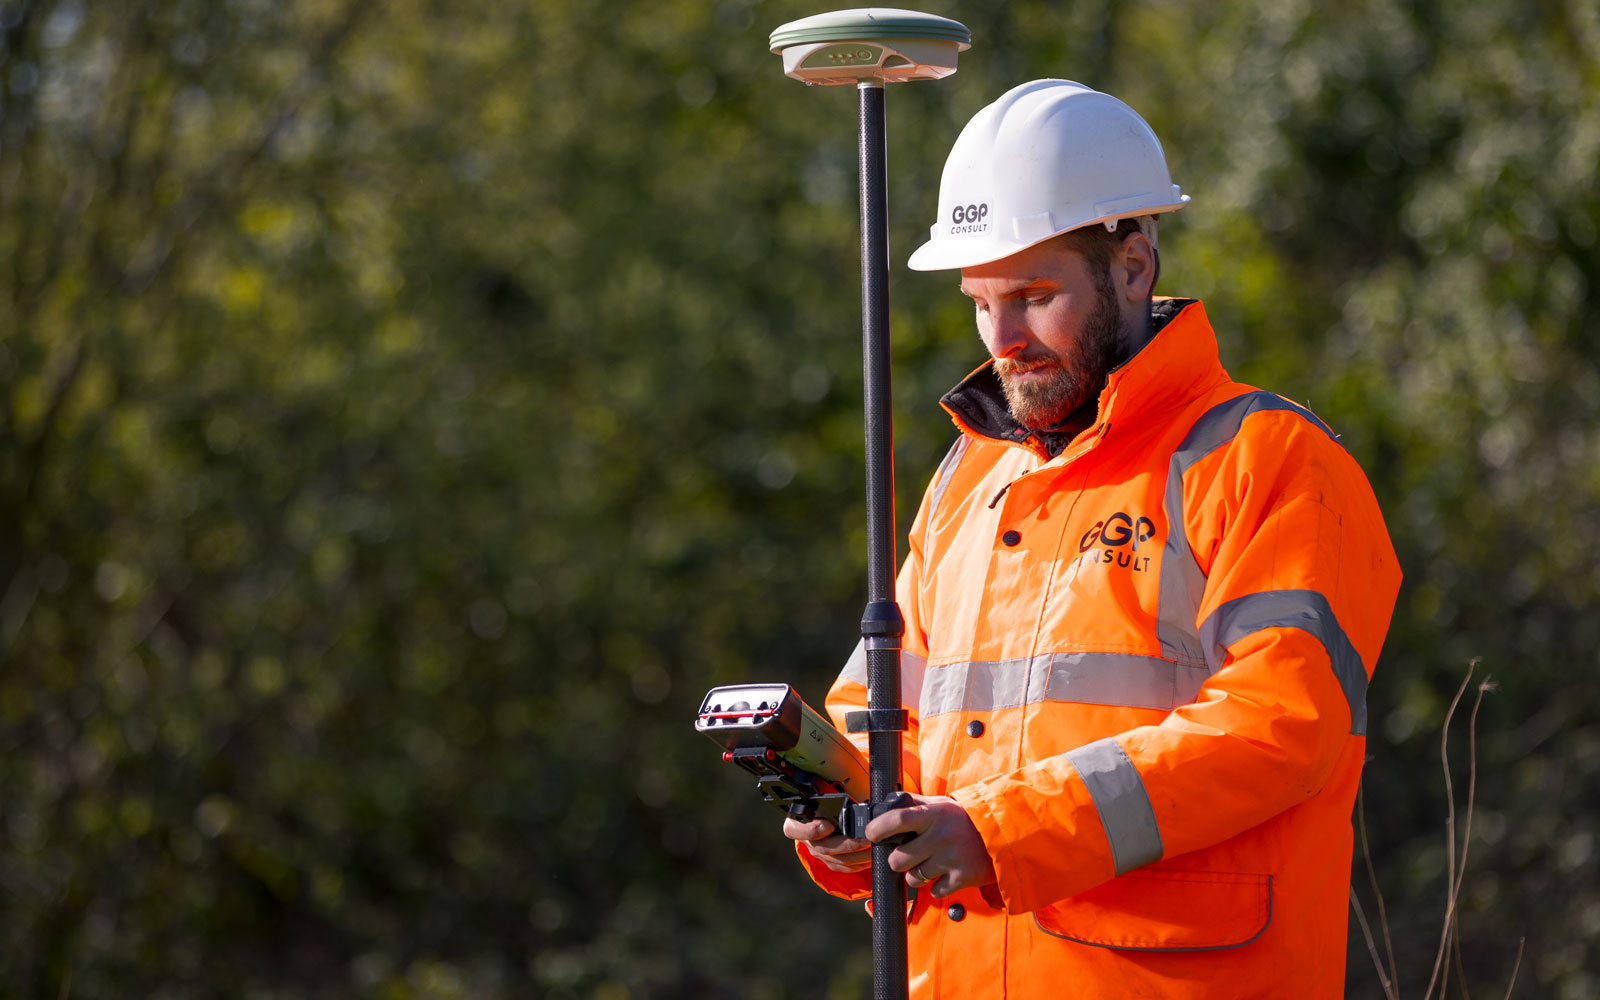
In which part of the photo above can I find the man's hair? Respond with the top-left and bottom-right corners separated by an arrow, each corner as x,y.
1056,216 -> 1156,273
1053,215 -> 1159,296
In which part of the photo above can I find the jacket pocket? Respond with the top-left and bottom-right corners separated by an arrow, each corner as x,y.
1033,867 -> 1271,951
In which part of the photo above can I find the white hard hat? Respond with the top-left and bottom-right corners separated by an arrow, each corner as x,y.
907,79 -> 1189,271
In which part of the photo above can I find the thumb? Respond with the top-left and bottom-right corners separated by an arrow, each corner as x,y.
864,793 -> 927,843
782,815 -> 837,841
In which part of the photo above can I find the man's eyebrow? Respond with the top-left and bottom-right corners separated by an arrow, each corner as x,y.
958,278 -> 1055,298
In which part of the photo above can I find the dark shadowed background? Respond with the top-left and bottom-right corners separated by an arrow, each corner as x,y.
2,0 -> 1596,996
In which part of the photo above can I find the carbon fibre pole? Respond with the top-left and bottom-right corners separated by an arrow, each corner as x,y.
767,12 -> 970,1000
855,78 -> 909,1000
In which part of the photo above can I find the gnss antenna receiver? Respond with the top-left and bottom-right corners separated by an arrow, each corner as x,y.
768,11 -> 970,1000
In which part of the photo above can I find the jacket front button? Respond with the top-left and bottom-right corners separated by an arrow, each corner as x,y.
947,903 -> 966,922
966,720 -> 984,738
1001,530 -> 1021,546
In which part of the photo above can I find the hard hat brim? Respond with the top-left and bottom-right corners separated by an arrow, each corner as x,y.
906,198 -> 1190,272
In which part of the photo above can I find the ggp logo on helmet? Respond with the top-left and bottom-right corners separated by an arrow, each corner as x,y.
952,203 -> 988,224
949,202 -> 990,236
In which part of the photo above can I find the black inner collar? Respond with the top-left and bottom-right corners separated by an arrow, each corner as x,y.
939,298 -> 1196,456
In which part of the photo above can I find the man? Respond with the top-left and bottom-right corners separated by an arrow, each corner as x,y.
783,80 -> 1400,998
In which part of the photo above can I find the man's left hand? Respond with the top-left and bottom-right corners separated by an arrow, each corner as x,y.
865,793 -> 997,898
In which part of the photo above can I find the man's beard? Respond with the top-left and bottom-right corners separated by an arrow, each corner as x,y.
993,283 -> 1130,431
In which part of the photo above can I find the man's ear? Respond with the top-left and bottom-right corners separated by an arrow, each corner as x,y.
1118,232 -> 1159,303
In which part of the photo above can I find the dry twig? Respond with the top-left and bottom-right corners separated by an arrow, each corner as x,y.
1357,661 -> 1517,1000
1358,780 -> 1401,995
1502,938 -> 1523,999
1422,662 -> 1475,999
1351,884 -> 1399,1000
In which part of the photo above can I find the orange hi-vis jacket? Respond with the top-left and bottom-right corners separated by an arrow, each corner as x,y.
797,299 -> 1401,998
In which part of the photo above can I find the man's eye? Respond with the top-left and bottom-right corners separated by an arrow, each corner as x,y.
1024,295 -> 1054,307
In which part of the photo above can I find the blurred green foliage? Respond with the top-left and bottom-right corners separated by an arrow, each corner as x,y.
1,0 -> 1596,996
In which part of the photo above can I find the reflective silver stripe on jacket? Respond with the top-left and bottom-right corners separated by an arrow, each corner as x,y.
923,435 -> 971,556
1156,392 -> 1342,667
841,640 -> 927,715
1066,737 -> 1164,874
919,652 -> 1211,718
1199,588 -> 1368,735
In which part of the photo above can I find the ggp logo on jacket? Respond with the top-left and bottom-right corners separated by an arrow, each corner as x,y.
1079,512 -> 1156,551
1079,511 -> 1157,572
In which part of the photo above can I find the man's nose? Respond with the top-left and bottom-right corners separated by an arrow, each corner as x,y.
983,307 -> 1029,359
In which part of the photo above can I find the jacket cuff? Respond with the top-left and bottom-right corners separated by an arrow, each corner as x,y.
793,840 -> 873,901
949,781 -> 1019,910
951,774 -> 1115,914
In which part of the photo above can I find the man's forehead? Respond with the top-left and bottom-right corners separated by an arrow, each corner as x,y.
958,239 -> 1086,291
957,273 -> 1062,296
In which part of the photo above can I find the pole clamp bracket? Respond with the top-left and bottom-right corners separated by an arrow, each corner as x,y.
845,708 -> 908,733
836,790 -> 917,845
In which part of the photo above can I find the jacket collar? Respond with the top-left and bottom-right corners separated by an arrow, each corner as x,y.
939,298 -> 1225,455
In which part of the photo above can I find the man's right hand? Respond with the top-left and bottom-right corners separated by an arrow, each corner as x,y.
783,816 -> 872,874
